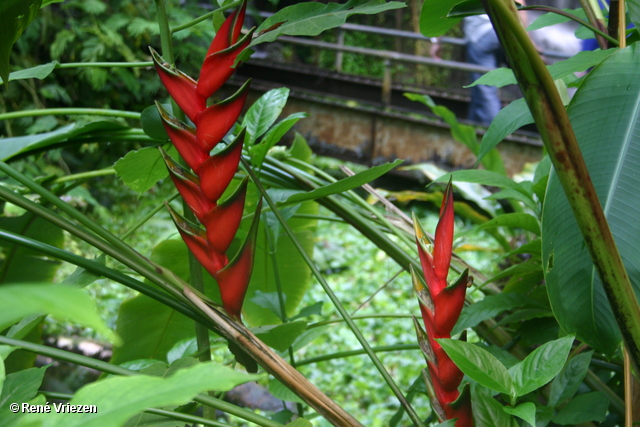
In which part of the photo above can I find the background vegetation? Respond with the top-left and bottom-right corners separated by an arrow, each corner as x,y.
1,0 -> 639,426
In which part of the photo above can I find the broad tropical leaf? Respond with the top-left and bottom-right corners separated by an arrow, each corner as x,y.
0,284 -> 116,342
542,45 -> 640,354
419,0 -> 462,37
21,362 -> 261,427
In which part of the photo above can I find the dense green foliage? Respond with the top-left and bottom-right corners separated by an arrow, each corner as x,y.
2,0 -> 640,426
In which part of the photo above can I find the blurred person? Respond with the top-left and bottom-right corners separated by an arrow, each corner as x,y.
431,1 -> 527,125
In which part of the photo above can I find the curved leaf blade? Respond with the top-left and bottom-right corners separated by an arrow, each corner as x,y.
542,45 -> 640,354
437,338 -> 513,395
419,0 -> 462,37
282,159 -> 403,205
508,335 -> 573,397
0,284 -> 117,343
23,362 -> 261,427
242,87 -> 290,146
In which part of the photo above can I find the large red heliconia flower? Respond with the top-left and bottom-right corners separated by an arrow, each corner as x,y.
412,181 -> 473,426
151,2 -> 257,320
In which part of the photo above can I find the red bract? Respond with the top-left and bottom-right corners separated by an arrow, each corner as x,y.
152,2 -> 258,320
412,181 -> 473,426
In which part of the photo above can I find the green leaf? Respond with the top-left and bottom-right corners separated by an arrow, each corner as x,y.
502,402 -> 536,427
419,0 -> 463,37
251,291 -> 287,321
114,145 -> 177,193
402,162 -> 497,215
119,359 -> 165,373
468,67 -> 516,89
508,335 -> 574,397
469,49 -> 616,89
0,345 -> 17,361
243,88 -> 290,146
0,0 -> 42,85
141,105 -> 169,141
542,45 -> 640,354
250,112 -> 308,168
471,386 -> 519,427
453,292 -> 534,335
485,188 -> 538,212
269,378 -> 305,404
471,213 -> 541,236
437,339 -> 513,395
548,351 -> 593,408
166,338 -> 199,364
497,307 -> 551,325
526,8 -> 586,31
0,121 -> 129,161
290,301 -> 323,321
252,321 -> 307,352
502,239 -> 541,259
404,93 -> 506,174
0,365 -> 47,412
477,99 -> 533,165
61,256 -> 105,288
0,62 -> 58,86
282,159 -> 403,205
0,284 -> 117,343
242,184 -> 317,326
41,0 -> 65,7
482,345 -> 522,370
433,169 -> 524,191
0,214 -> 63,283
22,362 -> 262,427
551,392 -> 608,424
447,0 -> 486,18
252,0 -> 405,45
0,365 -> 48,424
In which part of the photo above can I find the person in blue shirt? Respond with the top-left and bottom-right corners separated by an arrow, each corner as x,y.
431,1 -> 527,125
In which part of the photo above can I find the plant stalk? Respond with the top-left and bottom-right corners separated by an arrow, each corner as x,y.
578,0 -> 608,48
0,108 -> 140,121
483,0 -> 640,372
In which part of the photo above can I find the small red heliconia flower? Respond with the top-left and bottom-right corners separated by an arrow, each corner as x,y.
412,181 -> 473,426
152,1 -> 258,320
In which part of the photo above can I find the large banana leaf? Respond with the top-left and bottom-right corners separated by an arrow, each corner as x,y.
542,45 -> 640,354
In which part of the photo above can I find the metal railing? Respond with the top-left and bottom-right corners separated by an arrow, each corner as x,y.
254,11 -> 570,104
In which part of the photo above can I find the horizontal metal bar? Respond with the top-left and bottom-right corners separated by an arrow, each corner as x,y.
257,11 -> 571,59
276,35 -> 494,74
